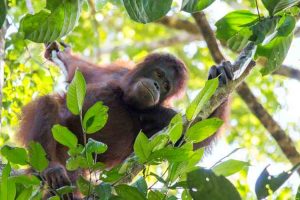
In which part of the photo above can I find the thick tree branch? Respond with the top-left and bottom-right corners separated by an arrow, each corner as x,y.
273,65 -> 300,81
157,16 -> 200,34
192,11 -> 300,173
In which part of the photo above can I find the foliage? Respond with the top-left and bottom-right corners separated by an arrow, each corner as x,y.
1,0 -> 299,199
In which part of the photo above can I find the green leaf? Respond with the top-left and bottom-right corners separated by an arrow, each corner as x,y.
94,183 -> 112,200
85,138 -> 108,154
227,28 -> 253,52
186,78 -> 219,121
9,175 -> 40,186
28,142 -> 49,172
261,0 -> 300,15
77,176 -> 93,196
123,0 -> 172,23
132,177 -> 148,197
182,0 -> 215,13
56,186 -> 76,195
52,124 -> 78,149
66,155 -> 88,171
149,147 -> 193,162
187,168 -> 241,200
100,166 -> 125,183
115,184 -> 147,200
67,70 -> 86,115
277,15 -> 296,36
1,163 -> 11,200
16,187 -> 33,200
168,114 -> 183,144
212,159 -> 250,176
149,134 -> 169,152
134,132 -> 151,163
256,34 -> 293,75
1,145 -> 28,165
148,190 -> 166,200
216,10 -> 258,42
19,0 -> 83,42
83,101 -> 108,134
255,163 -> 300,199
296,185 -> 300,200
186,118 -> 223,143
0,0 -> 7,28
250,17 -> 279,44
48,196 -> 60,200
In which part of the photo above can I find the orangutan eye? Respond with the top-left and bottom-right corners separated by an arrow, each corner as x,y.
163,81 -> 170,91
155,69 -> 163,78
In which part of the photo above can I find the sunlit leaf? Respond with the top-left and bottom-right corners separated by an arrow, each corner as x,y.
255,163 -> 300,199
83,101 -> 108,134
0,163 -> 11,200
1,145 -> 28,165
186,78 -> 218,121
134,132 -> 151,163
28,141 -> 49,172
85,138 -> 108,154
187,168 -> 241,200
67,70 -> 86,115
182,0 -> 215,13
123,0 -> 172,23
168,114 -> 183,144
149,134 -> 169,152
185,118 -> 223,143
16,187 -> 33,200
212,159 -> 250,176
52,124 -> 78,149
19,0 -> 83,42
149,147 -> 193,162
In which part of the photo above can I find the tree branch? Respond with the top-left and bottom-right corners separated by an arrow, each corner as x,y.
192,11 -> 300,174
157,16 -> 200,34
273,65 -> 300,81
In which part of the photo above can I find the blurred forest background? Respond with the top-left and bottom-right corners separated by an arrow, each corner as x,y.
0,0 -> 300,199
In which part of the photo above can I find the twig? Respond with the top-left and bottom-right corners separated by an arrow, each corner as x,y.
273,65 -> 300,81
210,148 -> 242,168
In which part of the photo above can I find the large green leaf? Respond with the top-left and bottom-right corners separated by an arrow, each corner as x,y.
185,118 -> 223,143
132,177 -> 148,197
149,147 -> 193,162
182,0 -> 215,13
187,168 -> 241,200
134,132 -> 151,163
261,0 -> 300,15
216,10 -> 258,42
167,114 -> 183,144
0,163 -> 11,200
85,138 -> 108,154
186,77 -> 218,121
276,15 -> 296,37
52,124 -> 78,149
115,184 -> 147,200
1,145 -> 28,165
250,17 -> 279,44
28,142 -> 49,172
83,101 -> 108,134
0,0 -> 6,28
19,0 -> 83,43
212,159 -> 250,176
256,34 -> 293,75
94,183 -> 112,200
255,163 -> 300,199
67,70 -> 86,115
123,0 -> 173,23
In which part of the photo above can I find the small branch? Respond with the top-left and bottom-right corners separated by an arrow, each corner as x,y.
157,16 -> 200,34
273,65 -> 300,81
99,33 -> 201,54
25,0 -> 34,14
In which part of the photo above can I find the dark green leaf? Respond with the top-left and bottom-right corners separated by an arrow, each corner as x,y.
296,185 -> 300,200
85,138 -> 108,154
261,0 -> 300,15
52,124 -> 78,148
212,159 -> 250,176
95,183 -> 112,200
0,0 -> 7,28
1,145 -> 28,165
187,168 -> 241,200
148,190 -> 166,200
227,28 -> 253,51
123,0 -> 172,23
182,0 -> 215,13
277,15 -> 296,36
19,0 -> 83,42
255,163 -> 300,199
28,141 -> 49,172
100,166 -> 125,183
77,176 -> 93,196
256,34 -> 293,75
134,132 -> 151,163
216,10 -> 257,42
168,114 -> 183,144
250,17 -> 279,44
186,118 -> 223,143
56,185 -> 76,195
83,101 -> 108,133
115,184 -> 146,200
132,177 -> 148,196
186,78 -> 218,121
67,70 -> 86,115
